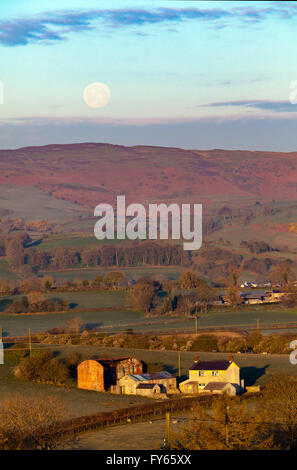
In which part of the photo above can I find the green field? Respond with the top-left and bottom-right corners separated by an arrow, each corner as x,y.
0,184 -> 87,222
0,259 -> 19,280
40,265 -> 184,281
0,290 -> 145,336
1,289 -> 297,336
0,348 -> 152,418
51,345 -> 297,388
1,345 -> 296,422
38,233 -> 128,251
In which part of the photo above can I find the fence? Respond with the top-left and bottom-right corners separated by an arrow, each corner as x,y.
41,391 -> 262,439
44,395 -> 214,439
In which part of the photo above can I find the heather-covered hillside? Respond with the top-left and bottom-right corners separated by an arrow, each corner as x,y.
1,143 -> 297,209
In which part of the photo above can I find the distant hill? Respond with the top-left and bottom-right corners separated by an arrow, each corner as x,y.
1,143 -> 297,208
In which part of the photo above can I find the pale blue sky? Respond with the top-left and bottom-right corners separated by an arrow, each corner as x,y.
0,1 -> 297,150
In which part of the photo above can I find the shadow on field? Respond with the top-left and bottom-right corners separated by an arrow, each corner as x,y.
84,322 -> 103,329
0,298 -> 12,311
26,238 -> 42,248
143,362 -> 178,375
69,303 -> 78,309
241,365 -> 269,386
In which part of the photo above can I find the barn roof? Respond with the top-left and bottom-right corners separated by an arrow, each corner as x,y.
190,360 -> 232,371
243,294 -> 264,299
96,357 -> 133,367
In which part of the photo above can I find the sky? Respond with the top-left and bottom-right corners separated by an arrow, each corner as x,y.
0,0 -> 297,150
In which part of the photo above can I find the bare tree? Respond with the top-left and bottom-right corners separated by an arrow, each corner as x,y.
0,394 -> 70,450
270,262 -> 295,287
63,316 -> 84,334
263,375 -> 297,449
172,395 -> 276,450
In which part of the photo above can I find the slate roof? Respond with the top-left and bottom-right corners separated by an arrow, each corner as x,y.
190,360 -> 232,371
203,382 -> 231,391
137,383 -> 158,390
243,294 -> 264,300
129,371 -> 173,381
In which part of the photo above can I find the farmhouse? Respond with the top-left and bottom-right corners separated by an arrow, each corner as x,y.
77,357 -> 143,392
117,371 -> 178,396
179,355 -> 244,395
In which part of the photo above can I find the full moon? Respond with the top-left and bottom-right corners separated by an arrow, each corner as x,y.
83,82 -> 111,108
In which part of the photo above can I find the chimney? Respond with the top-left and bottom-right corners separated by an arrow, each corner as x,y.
229,354 -> 234,363
194,354 -> 199,363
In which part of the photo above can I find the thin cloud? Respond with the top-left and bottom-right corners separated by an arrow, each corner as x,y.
1,114 -> 297,151
203,100 -> 297,113
0,4 -> 296,47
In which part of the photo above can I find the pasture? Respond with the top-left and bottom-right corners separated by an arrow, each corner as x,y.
1,289 -> 297,336
40,265 -> 184,281
38,233 -> 127,251
49,345 -> 297,388
0,349 -> 151,418
1,345 -> 296,422
0,259 -> 19,280
0,184 -> 86,222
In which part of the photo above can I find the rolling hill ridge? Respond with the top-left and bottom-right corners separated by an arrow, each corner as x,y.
1,143 -> 297,208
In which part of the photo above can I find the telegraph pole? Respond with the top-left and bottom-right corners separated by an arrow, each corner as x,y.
178,351 -> 181,377
28,328 -> 32,356
166,412 -> 171,449
195,316 -> 198,334
225,406 -> 229,448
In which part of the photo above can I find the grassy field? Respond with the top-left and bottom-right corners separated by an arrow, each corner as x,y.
38,233 -> 128,251
0,348 -> 152,418
0,259 -> 19,280
49,345 -> 297,388
1,289 -> 297,336
72,415 -> 185,450
0,184 -> 87,222
40,265 -> 184,281
0,290 -> 145,336
1,344 -> 296,424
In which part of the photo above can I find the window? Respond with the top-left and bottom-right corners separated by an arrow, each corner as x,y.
212,371 -> 218,376
199,371 -> 205,376
199,383 -> 205,388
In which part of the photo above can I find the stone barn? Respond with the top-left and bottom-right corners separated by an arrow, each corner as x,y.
77,357 -> 143,392
118,371 -> 178,396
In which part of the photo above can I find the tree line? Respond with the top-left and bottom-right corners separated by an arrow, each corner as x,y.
2,236 -> 191,273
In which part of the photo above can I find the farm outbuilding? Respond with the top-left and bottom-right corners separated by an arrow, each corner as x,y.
77,357 -> 143,392
202,381 -> 237,396
118,371 -> 178,396
136,383 -> 162,397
